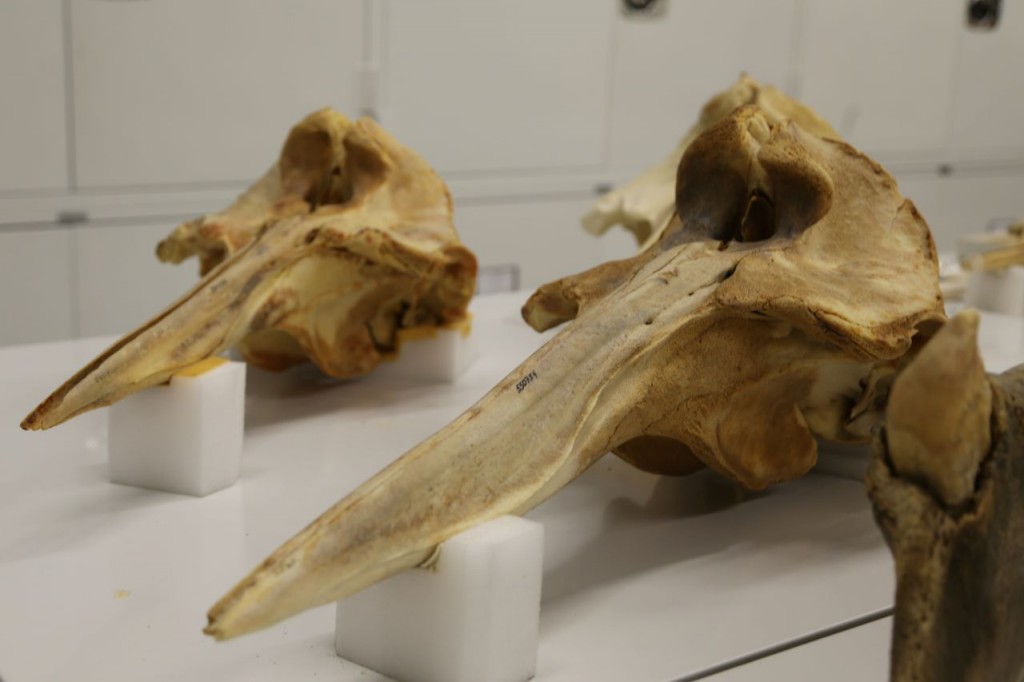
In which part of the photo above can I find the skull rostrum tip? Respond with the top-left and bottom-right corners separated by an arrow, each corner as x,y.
202,78 -> 945,641
20,108 -> 477,431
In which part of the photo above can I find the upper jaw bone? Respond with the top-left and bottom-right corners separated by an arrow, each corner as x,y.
22,205 -> 380,431
21,231 -> 280,431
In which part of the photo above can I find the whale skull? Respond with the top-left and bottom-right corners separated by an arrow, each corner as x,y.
21,109 -> 477,431
204,102 -> 943,640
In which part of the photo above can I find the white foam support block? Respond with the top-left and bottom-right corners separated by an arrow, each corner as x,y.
372,322 -> 478,383
965,266 -> 1024,316
335,515 -> 544,682
108,359 -> 246,497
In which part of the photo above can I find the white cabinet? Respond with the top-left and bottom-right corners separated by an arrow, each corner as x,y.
455,196 -> 608,290
71,0 -> 364,188
607,0 -> 798,172
950,4 -> 1024,161
0,228 -> 74,344
0,1 -> 68,192
896,170 -> 1024,252
74,221 -> 201,338
378,0 -> 611,175
798,1 -> 961,161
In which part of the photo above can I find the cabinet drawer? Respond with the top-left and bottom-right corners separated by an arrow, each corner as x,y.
71,0 -> 364,188
379,0 -> 611,175
607,0 -> 797,172
896,170 -> 1024,252
74,221 -> 201,338
951,2 -> 1024,161
799,0 -> 960,160
0,228 -> 73,345
455,196 -> 609,291
0,0 -> 68,192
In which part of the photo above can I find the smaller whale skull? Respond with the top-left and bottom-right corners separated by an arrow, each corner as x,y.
204,99 -> 943,640
21,109 -> 477,431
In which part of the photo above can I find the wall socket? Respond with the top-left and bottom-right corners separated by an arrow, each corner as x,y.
967,0 -> 1001,29
621,0 -> 668,19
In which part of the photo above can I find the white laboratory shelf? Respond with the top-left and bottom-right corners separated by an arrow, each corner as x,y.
1,293 -> 1021,681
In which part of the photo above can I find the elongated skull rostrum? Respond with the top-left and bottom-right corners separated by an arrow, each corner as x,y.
205,100 -> 943,640
21,109 -> 477,431
582,75 -> 839,248
868,311 -> 1024,682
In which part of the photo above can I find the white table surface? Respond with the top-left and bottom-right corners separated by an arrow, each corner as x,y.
2,293 -> 1022,682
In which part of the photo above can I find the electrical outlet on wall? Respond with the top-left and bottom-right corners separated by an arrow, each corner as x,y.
967,0 -> 1001,29
621,0 -> 668,19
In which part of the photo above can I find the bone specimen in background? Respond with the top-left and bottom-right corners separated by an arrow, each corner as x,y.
21,110 -> 477,431
868,311 -> 1024,682
582,75 -> 839,248
204,98 -> 943,640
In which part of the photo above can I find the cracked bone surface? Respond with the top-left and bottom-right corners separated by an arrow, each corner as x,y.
582,75 -> 839,247
868,312 -> 1024,682
21,109 -> 477,431
205,102 -> 943,640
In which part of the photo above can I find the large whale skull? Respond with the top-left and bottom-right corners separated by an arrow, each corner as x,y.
204,104 -> 943,639
21,109 -> 477,430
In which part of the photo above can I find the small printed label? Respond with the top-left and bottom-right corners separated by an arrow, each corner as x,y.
515,370 -> 538,394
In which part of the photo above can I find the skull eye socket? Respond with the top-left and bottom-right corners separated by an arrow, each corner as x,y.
674,159 -> 748,245
714,190 -> 777,251
674,113 -> 834,248
673,111 -> 782,247
281,129 -> 335,198
675,164 -> 780,247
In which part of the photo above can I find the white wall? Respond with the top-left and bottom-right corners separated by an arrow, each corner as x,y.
1,0 -> 1021,344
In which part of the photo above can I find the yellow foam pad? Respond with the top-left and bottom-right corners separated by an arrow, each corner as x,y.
175,356 -> 228,378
